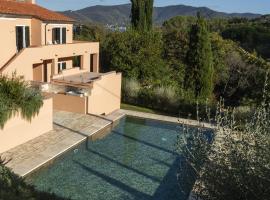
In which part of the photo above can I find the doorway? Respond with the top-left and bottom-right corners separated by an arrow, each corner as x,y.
90,54 -> 97,72
52,27 -> 66,44
16,26 -> 30,52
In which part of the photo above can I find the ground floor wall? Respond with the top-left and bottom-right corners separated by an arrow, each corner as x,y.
53,94 -> 87,114
0,98 -> 53,154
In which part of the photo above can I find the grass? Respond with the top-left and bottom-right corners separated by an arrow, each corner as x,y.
121,103 -> 158,114
121,103 -> 179,117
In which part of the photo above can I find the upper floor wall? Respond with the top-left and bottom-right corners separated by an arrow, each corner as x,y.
0,16 -> 73,67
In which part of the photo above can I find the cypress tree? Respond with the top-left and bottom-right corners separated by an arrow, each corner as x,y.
130,0 -> 153,31
185,13 -> 214,100
145,0 -> 153,31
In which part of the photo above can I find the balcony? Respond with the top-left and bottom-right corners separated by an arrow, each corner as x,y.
1,41 -> 99,81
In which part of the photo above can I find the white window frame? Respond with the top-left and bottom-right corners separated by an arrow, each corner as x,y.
16,25 -> 28,50
52,26 -> 66,44
58,61 -> 66,72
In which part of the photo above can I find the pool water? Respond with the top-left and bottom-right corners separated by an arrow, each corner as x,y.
27,117 -> 193,200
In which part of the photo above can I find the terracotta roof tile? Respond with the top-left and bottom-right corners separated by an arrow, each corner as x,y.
0,0 -> 75,22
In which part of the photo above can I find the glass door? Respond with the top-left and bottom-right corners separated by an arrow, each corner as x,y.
16,26 -> 30,52
52,27 -> 66,44
58,62 -> 67,73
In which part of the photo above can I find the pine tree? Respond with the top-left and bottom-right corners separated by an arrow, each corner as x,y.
130,0 -> 153,31
185,13 -> 214,100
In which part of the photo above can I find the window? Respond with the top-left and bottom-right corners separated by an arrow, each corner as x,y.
73,56 -> 81,68
58,62 -> 66,73
52,27 -> 66,44
16,26 -> 30,52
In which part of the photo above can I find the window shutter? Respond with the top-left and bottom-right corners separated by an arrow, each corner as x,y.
25,26 -> 30,47
62,28 -> 66,44
16,26 -> 19,50
52,28 -> 56,44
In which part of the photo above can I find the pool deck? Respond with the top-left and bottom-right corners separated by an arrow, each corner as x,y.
1,109 -> 212,177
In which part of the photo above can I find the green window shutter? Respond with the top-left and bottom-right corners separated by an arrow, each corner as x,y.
25,26 -> 30,47
62,28 -> 66,44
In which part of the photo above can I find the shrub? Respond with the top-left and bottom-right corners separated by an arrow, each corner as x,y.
153,85 -> 179,111
177,75 -> 270,200
122,78 -> 141,104
0,75 -> 43,129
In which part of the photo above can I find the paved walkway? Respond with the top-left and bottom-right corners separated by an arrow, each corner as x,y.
1,109 -> 213,177
123,109 -> 213,129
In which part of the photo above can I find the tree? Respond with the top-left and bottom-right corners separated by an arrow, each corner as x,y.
0,75 -> 43,129
163,16 -> 195,88
103,30 -> 170,86
185,13 -> 214,100
130,0 -> 153,31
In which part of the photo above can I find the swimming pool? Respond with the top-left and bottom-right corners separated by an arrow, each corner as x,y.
26,116 -> 193,200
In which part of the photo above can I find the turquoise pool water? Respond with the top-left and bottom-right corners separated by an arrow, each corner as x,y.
27,116 -> 193,200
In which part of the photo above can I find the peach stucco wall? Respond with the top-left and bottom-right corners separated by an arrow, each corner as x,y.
41,23 -> 73,45
0,17 -> 74,69
0,17 -> 31,67
53,94 -> 87,114
0,98 -> 53,154
1,42 -> 99,81
31,18 -> 42,46
88,72 -> 122,115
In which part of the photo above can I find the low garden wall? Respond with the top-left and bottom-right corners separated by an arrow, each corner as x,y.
0,98 -> 53,154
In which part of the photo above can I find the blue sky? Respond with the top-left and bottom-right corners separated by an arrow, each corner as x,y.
37,0 -> 270,14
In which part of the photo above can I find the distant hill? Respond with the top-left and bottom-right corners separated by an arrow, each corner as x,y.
61,4 -> 261,25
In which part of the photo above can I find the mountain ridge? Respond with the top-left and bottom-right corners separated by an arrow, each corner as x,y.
61,4 -> 261,25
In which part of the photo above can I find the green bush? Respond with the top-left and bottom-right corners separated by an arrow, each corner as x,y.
0,75 -> 43,129
177,79 -> 270,200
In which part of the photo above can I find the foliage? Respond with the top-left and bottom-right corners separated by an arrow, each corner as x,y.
130,0 -> 153,31
103,30 -> 171,86
185,14 -> 214,100
162,16 -> 195,87
0,75 -> 43,129
75,14 -> 270,107
74,23 -> 107,43
0,159 -> 67,200
177,76 -> 270,200
222,19 -> 270,59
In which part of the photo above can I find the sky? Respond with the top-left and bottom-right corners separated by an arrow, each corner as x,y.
37,0 -> 270,14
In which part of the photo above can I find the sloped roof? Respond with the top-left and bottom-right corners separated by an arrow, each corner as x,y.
0,0 -> 75,22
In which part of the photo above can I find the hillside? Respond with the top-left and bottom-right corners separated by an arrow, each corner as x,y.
61,4 -> 261,25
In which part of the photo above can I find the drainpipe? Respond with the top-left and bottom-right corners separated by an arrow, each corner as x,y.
45,23 -> 49,45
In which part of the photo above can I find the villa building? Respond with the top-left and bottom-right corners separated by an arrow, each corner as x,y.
0,0 -> 122,153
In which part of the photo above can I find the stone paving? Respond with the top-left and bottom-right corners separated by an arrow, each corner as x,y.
123,109 -> 213,129
1,109 -> 213,177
